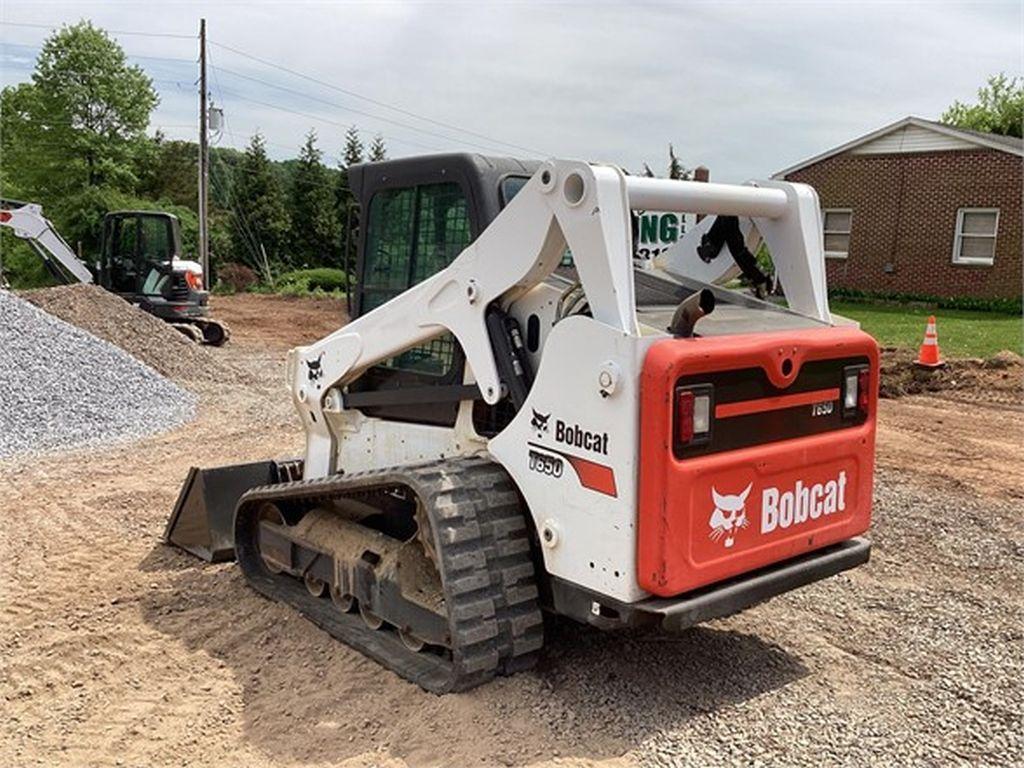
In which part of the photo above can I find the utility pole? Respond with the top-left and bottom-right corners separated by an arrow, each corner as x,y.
198,18 -> 209,280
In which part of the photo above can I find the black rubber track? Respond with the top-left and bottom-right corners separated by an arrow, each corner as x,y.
234,456 -> 544,693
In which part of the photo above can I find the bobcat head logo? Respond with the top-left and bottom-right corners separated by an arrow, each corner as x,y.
306,353 -> 324,382
531,409 -> 550,435
709,483 -> 752,548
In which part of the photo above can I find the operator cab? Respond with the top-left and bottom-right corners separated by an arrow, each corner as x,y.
98,210 -> 209,322
100,211 -> 184,294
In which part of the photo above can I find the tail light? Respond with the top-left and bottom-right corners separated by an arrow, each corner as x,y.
675,384 -> 714,448
842,365 -> 870,418
184,270 -> 203,291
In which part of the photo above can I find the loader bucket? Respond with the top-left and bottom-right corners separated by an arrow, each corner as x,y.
163,460 -> 302,562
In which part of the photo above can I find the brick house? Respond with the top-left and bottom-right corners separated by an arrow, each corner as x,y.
775,117 -> 1022,300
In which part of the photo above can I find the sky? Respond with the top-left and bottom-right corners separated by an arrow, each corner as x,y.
1,1 -> 1021,182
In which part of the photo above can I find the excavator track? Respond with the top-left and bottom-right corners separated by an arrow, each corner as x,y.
190,318 -> 231,346
234,456 -> 544,693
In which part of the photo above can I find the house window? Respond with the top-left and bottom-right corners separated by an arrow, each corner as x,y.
823,209 -> 852,258
953,208 -> 999,266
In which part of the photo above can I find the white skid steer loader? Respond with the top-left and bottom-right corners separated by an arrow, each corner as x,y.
165,154 -> 878,693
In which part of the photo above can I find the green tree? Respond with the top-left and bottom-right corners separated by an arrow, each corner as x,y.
229,132 -> 291,274
342,125 -> 365,168
368,134 -> 387,161
941,73 -> 1023,138
667,144 -> 690,180
291,129 -> 339,268
0,21 -> 158,253
135,133 -> 198,209
1,21 -> 157,200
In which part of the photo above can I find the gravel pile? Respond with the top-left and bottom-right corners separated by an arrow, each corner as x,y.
0,290 -> 197,460
20,284 -> 235,384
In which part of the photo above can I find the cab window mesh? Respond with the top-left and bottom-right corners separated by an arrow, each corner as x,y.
361,182 -> 471,376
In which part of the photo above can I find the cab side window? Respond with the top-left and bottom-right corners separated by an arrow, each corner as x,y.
359,182 -> 471,376
139,216 -> 172,263
108,217 -> 139,293
362,186 -> 416,312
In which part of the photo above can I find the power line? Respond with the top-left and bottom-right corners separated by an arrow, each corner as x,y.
210,39 -> 545,156
1,41 -> 196,66
209,57 -> 350,190
0,20 -> 195,40
212,63 -> 529,156
3,22 -> 544,155
208,153 -> 264,269
215,85 -> 447,154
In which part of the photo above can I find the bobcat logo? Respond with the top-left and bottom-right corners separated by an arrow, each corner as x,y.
306,353 -> 324,382
709,483 -> 752,548
531,409 -> 550,436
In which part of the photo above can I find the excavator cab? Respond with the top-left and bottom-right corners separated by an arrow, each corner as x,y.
97,211 -> 228,345
99,211 -> 183,295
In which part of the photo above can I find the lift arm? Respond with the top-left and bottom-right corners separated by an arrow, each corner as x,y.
286,159 -> 830,480
0,201 -> 95,285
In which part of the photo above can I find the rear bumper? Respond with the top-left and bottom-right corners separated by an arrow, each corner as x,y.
551,537 -> 870,632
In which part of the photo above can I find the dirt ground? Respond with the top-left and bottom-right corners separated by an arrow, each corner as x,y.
1,293 -> 1021,767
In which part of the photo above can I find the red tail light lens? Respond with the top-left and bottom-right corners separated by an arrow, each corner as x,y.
184,270 -> 203,291
857,368 -> 870,413
675,384 -> 714,448
676,389 -> 695,444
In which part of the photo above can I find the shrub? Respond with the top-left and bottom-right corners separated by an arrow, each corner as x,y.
216,262 -> 258,293
275,267 -> 347,294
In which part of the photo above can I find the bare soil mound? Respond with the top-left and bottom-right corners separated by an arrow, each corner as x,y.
20,284 -> 237,385
879,346 -> 1022,406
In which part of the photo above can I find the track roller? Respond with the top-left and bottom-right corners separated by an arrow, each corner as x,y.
331,585 -> 355,613
304,572 -> 326,597
360,605 -> 384,630
399,629 -> 426,653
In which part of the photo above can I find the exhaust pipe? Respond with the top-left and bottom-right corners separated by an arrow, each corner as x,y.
668,288 -> 715,338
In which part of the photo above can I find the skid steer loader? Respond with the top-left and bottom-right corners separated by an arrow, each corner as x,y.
165,154 -> 878,693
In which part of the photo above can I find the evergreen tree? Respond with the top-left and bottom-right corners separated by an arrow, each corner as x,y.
231,132 -> 291,274
291,129 -> 339,268
667,144 -> 690,180
342,125 -> 365,167
369,134 -> 387,161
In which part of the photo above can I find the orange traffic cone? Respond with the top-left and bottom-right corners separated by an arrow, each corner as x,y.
915,315 -> 945,368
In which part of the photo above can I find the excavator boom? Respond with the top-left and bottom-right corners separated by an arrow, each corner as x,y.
0,200 -> 95,285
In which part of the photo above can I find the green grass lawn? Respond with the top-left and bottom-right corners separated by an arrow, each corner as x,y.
831,301 -> 1022,358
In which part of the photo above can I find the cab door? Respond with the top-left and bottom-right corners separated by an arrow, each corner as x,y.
102,215 -> 141,295
347,181 -> 474,426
